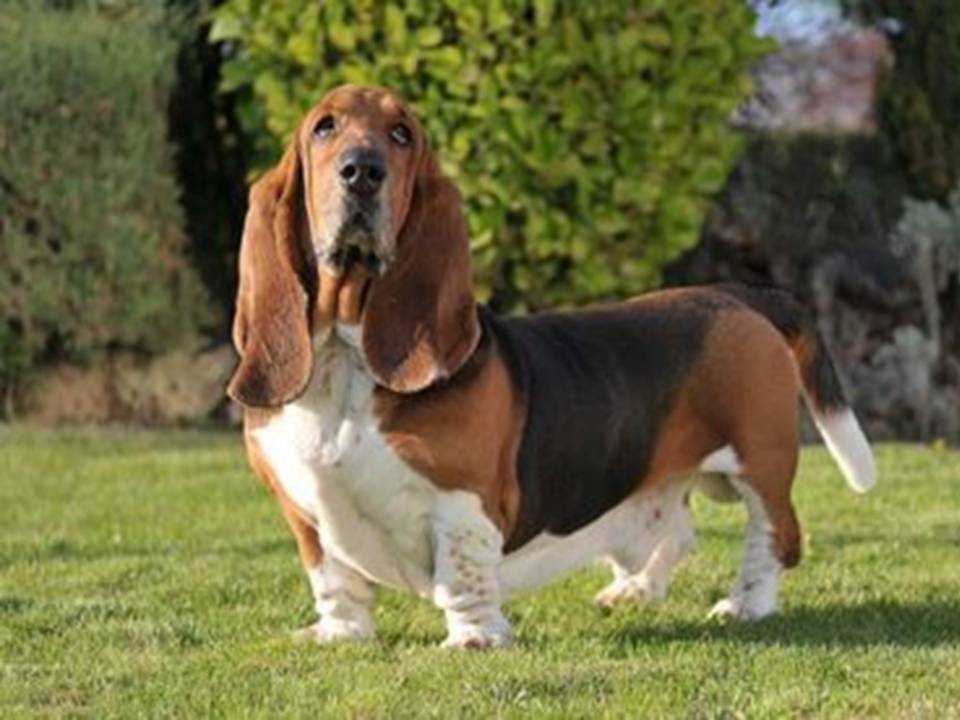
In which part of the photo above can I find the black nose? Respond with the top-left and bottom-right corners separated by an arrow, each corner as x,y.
337,147 -> 386,195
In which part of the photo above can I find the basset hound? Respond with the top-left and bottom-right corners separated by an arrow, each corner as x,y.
228,85 -> 876,648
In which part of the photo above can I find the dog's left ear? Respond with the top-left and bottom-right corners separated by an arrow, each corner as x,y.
361,156 -> 481,393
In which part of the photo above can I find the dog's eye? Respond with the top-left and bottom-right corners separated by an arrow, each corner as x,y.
390,123 -> 412,147
313,115 -> 335,139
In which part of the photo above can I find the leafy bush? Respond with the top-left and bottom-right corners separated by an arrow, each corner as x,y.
698,134 -> 907,263
859,0 -> 960,200
891,183 -> 960,359
0,4 -> 211,400
211,0 -> 769,311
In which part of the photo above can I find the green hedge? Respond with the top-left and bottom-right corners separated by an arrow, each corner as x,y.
0,4 -> 210,398
211,0 -> 769,311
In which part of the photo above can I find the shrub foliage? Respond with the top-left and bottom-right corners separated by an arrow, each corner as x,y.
0,5 -> 210,398
212,0 -> 769,310
860,0 -> 960,200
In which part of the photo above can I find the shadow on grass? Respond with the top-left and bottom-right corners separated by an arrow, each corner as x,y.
611,599 -> 960,649
813,529 -> 960,548
696,527 -> 960,549
0,537 -> 292,568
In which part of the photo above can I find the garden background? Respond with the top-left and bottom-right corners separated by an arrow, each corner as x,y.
1,0 -> 958,441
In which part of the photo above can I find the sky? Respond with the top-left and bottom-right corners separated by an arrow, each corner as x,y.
749,0 -> 857,45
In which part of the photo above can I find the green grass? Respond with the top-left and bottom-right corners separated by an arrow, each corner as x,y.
1,428 -> 958,718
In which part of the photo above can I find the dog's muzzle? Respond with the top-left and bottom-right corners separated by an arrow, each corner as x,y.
320,147 -> 391,275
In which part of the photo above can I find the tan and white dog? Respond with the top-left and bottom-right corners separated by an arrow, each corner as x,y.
228,85 -> 876,648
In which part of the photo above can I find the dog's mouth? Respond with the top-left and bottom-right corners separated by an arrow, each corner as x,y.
315,241 -> 377,327
327,244 -> 379,273
318,201 -> 390,276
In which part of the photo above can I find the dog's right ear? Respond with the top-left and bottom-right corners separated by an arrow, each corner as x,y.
227,141 -> 316,408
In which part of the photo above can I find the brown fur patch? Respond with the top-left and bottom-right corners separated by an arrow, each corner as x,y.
375,338 -> 524,537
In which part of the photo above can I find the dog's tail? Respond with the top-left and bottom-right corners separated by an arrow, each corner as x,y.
715,284 -> 877,493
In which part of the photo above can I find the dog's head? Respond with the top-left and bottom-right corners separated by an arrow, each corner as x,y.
227,85 -> 480,407
300,84 -> 427,275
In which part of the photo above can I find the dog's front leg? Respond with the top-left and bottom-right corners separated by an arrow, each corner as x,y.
277,496 -> 376,643
431,491 -> 512,649
304,555 -> 376,642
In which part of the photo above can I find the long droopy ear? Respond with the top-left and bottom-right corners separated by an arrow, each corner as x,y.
361,158 -> 481,393
227,141 -> 315,407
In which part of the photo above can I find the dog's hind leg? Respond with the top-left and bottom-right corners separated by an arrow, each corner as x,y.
594,444 -> 749,609
629,498 -> 697,602
708,440 -> 801,621
594,485 -> 690,609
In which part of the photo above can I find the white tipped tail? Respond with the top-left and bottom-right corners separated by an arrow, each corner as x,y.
809,407 -> 877,493
700,284 -> 876,493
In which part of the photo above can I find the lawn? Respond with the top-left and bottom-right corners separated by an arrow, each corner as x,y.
0,428 -> 957,718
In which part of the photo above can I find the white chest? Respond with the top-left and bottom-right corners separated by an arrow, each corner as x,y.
253,329 -> 436,595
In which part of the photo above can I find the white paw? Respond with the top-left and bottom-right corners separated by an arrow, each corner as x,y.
707,597 -> 775,622
292,619 -> 373,644
442,618 -> 513,649
594,574 -> 667,609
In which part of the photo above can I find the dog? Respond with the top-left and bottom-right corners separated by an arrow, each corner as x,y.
227,85 -> 876,648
